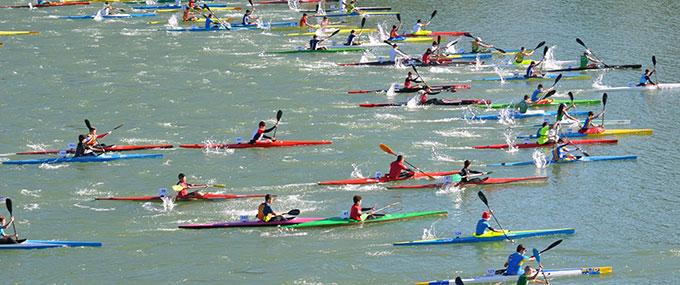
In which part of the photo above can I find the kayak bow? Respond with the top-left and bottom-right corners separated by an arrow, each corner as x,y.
3,154 -> 163,165
473,139 -> 618,149
417,266 -> 612,284
488,155 -> 637,167
386,177 -> 549,189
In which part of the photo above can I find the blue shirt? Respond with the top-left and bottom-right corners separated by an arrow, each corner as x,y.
242,14 -> 250,24
346,34 -> 357,46
640,73 -> 649,85
310,39 -> 321,50
552,142 -> 570,161
506,252 -> 530,275
262,203 -> 274,216
525,64 -> 535,77
475,218 -> 491,235
531,89 -> 542,102
0,227 -> 4,236
205,18 -> 214,29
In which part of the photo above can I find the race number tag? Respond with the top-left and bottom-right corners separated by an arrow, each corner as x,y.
628,82 -> 633,87
393,84 -> 400,88
235,137 -> 243,144
486,268 -> 496,276
308,28 -> 314,32
374,172 -> 383,179
158,188 -> 168,197
523,138 -> 530,144
341,210 -> 350,219
543,117 -> 550,123
240,215 -> 249,222
443,175 -> 453,184
68,143 -> 76,150
458,48 -> 464,53
297,46 -> 303,51
454,231 -> 462,238
377,57 -> 383,63
513,72 -> 519,78
58,150 -> 67,157
329,5 -> 336,9
567,64 -> 572,69
566,128 -> 573,133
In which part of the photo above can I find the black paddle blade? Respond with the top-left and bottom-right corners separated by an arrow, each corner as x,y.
463,33 -> 473,38
430,10 -> 437,20
287,209 -> 301,215
495,47 -> 506,53
5,198 -> 12,215
553,73 -> 562,86
276,110 -> 283,121
543,46 -> 549,56
477,191 -> 489,206
543,90 -> 557,99
248,0 -> 253,6
541,239 -> 563,253
652,55 -> 657,66
602,93 -> 608,106
328,29 -> 340,38
396,13 -> 401,22
535,41 -> 545,50
203,3 -> 208,8
360,17 -> 366,29
84,119 -> 92,130
455,276 -> 465,285
568,91 -> 574,102
576,38 -> 586,48
112,124 -> 125,131
437,35 -> 441,45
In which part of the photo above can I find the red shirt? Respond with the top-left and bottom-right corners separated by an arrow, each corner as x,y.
350,204 -> 362,220
176,182 -> 189,197
390,27 -> 399,39
404,78 -> 412,88
389,160 -> 409,179
420,92 -> 429,103
421,52 -> 431,64
299,16 -> 308,27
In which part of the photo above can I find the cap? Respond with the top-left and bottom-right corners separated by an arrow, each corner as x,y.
482,211 -> 491,219
476,37 -> 482,42
585,50 -> 591,55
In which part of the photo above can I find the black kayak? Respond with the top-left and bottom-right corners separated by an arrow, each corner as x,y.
544,64 -> 641,72
339,61 -> 482,67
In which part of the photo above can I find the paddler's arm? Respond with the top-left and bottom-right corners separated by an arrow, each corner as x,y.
263,124 -> 278,133
593,109 -> 605,119
96,132 -> 111,139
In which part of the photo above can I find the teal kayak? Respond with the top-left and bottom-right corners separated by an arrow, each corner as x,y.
394,228 -> 575,246
268,48 -> 365,54
463,110 -> 590,120
477,99 -> 601,109
3,154 -> 163,165
284,211 -> 447,228
488,155 -> 637,167
0,240 -> 102,249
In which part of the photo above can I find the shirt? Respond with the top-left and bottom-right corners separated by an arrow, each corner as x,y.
389,160 -> 409,179
475,218 -> 491,235
506,252 -> 531,275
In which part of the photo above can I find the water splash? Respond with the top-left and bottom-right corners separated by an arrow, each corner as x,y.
503,128 -> 519,153
166,15 -> 179,29
161,196 -> 176,212
421,223 -> 439,239
93,9 -> 103,21
349,163 -> 365,178
532,149 -> 548,168
498,108 -> 516,125
385,83 -> 398,97
287,0 -> 300,11
492,66 -> 505,84
592,73 -> 607,88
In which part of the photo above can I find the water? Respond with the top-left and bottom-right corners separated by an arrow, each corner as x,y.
1,0 -> 679,283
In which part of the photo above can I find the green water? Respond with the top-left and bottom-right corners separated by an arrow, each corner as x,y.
1,0 -> 679,283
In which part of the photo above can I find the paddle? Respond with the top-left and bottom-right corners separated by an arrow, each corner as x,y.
576,38 -> 609,67
326,29 -> 341,39
532,239 -> 563,256
449,171 -> 493,183
455,277 -> 464,285
477,191 -> 513,242
533,248 -> 549,284
359,17 -> 366,32
272,109 -> 283,139
411,65 -> 428,87
382,40 -> 413,60
379,143 -> 436,179
652,56 -> 658,84
171,184 -> 226,192
601,92 -> 607,126
5,198 -> 18,242
285,209 -> 301,216
463,33 -> 505,53
428,10 -> 437,22
534,41 -> 545,51
538,90 -> 556,102
203,4 -> 230,30
396,13 -> 401,23
360,201 -> 399,221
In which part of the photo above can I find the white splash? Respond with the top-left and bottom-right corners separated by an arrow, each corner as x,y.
20,189 -> 41,198
503,129 -> 519,153
532,149 -> 548,168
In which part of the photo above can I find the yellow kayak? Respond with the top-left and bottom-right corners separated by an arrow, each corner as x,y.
284,28 -> 376,36
155,7 -> 241,13
579,129 -> 654,136
386,37 -> 444,43
0,31 -> 40,36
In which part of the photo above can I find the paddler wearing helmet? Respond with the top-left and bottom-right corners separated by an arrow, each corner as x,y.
580,49 -> 602,68
475,211 -> 504,236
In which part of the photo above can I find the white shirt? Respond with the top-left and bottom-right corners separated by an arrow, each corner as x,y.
390,48 -> 399,61
413,23 -> 424,33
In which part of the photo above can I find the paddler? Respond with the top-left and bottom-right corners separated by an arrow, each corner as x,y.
514,46 -> 534,64
299,13 -> 311,27
250,121 -> 278,144
175,173 -> 209,198
342,0 -> 361,14
536,122 -> 558,145
187,0 -> 198,10
242,9 -> 257,25
530,84 -> 555,103
257,194 -> 287,222
415,87 -> 444,105
578,110 -> 605,133
309,35 -> 329,50
427,40 -> 441,56
638,69 -> 658,86
350,195 -> 380,221
0,216 -> 18,244
551,140 -> 578,162
183,6 -> 199,21
389,23 -> 403,40
475,211 -> 504,236
319,16 -> 341,30
412,19 -> 431,34
516,95 -> 531,114
580,49 -> 602,68
551,103 -> 578,129
517,266 -> 550,285
525,61 -> 544,78
388,155 -> 417,179
404,71 -> 424,89
504,244 -> 539,275
101,2 -> 120,16
85,126 -> 111,148
460,160 -> 487,183
345,29 -> 363,46
421,48 -> 435,65
471,37 -> 494,53
75,134 -> 104,157
204,13 -> 220,29
390,43 -> 407,62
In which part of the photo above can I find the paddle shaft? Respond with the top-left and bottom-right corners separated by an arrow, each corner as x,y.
6,199 -> 18,241
272,110 -> 283,138
477,191 -> 513,242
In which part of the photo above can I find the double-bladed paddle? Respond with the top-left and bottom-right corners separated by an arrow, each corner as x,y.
533,248 -> 549,284
652,56 -> 658,83
601,93 -> 607,126
576,38 -> 609,67
477,191 -> 513,242
463,33 -> 505,53
5,198 -> 18,242
411,65 -> 428,87
379,143 -> 436,179
272,110 -> 283,138
533,239 -> 563,256
360,202 -> 399,221
449,172 -> 493,183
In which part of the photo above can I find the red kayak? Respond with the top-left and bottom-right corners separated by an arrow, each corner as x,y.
347,84 -> 471,94
318,171 -> 460,185
179,140 -> 332,149
179,217 -> 325,228
16,145 -> 174,155
0,2 -> 89,8
95,193 -> 266,201
360,99 -> 490,108
386,177 -> 549,189
473,139 -> 618,149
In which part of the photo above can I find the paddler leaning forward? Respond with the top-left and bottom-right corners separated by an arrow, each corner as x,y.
174,173 -> 209,198
75,134 -> 105,157
388,155 -> 417,180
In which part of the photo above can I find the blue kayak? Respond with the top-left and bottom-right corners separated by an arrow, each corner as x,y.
60,13 -> 156,19
167,26 -> 257,32
232,22 -> 298,28
394,228 -> 575,246
314,11 -> 399,18
445,48 -> 523,56
463,110 -> 590,120
0,240 -> 102,250
487,155 -> 637,167
473,74 -> 590,82
132,4 -> 227,9
3,153 -> 163,165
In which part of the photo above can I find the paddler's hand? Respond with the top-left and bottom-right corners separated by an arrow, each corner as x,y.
106,131 -> 112,135
371,204 -> 376,210
482,172 -> 487,175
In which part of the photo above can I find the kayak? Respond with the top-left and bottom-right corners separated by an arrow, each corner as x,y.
348,84 -> 471,94
386,36 -> 443,43
327,43 -> 393,49
167,27 -> 257,32
299,6 -> 392,12
0,240 -> 102,250
179,217 -> 325,228
0,2 -> 89,8
146,18 -> 238,24
284,28 -> 377,36
487,155 -> 637,167
318,171 -> 460,185
95,193 -> 266,201
3,153 -> 164,165
544,64 -> 641,72
312,11 -> 400,18
477,99 -> 601,109
394,228 -> 574,246
360,99 -> 490,108
402,31 -> 469,37
445,48 -> 526,56
386,177 -> 549,189
133,4 -> 227,9
180,140 -> 331,149
589,83 -> 680,92
528,119 -> 631,127
463,110 -> 591,120
267,48 -> 365,54
60,14 -> 156,19
473,74 -> 590,82
284,211 -> 448,228
417,266 -> 612,284
155,7 -> 241,12
473,139 -> 618,149
16,144 -> 174,155
339,60 -> 482,67
254,0 -> 324,3
0,31 -> 40,36
516,128 -> 654,139
437,54 -> 491,60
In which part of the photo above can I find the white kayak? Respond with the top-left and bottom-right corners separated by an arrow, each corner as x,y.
588,83 -> 680,92
327,43 -> 390,49
416,266 -> 612,284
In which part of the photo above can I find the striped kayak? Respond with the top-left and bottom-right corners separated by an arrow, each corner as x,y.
179,217 -> 325,228
386,177 -> 549,189
477,99 -> 601,109
386,36 -> 443,43
327,43 -> 392,49
179,140 -> 332,149
284,211 -> 448,228
402,31 -> 468,37
0,31 -> 40,36
488,155 -> 637,167
588,83 -> 680,91
348,84 -> 471,94
516,128 -> 654,139
312,11 -> 400,17
60,14 -> 156,19
0,2 -> 89,8
268,48 -> 365,54
16,145 -> 174,155
299,7 -> 392,12
95,193 -> 265,201
156,7 -> 241,12
318,171 -> 459,185
463,110 -> 590,120
473,139 -> 618,149
133,4 -> 227,9
146,18 -> 238,25
360,99 -> 490,108
445,48 -> 526,56
3,153 -> 163,165
284,28 -> 377,36
544,64 -> 641,72
438,54 -> 491,60
394,228 -> 574,246
417,266 -> 612,284
167,27 -> 257,32
0,240 -> 102,250
474,74 -> 590,82
339,60 -> 481,67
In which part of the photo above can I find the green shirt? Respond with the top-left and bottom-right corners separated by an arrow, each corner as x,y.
518,100 -> 529,113
516,274 -> 530,285
537,126 -> 550,145
580,54 -> 589,68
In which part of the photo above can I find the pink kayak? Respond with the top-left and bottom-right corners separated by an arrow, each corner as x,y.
387,177 -> 549,189
179,217 -> 324,228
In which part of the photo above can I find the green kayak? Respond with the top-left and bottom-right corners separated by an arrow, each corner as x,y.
268,48 -> 365,54
477,99 -> 601,109
283,211 -> 447,228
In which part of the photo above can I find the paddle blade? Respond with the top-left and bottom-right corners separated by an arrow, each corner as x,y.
495,47 -> 506,53
429,10 -> 437,20
5,198 -> 12,215
455,277 -> 464,285
477,191 -> 489,206
535,41 -> 545,50
540,239 -> 563,253
248,0 -> 253,6
542,90 -> 556,100
112,124 -> 125,131
437,35 -> 441,45
543,46 -> 548,56
533,248 -> 541,264
84,119 -> 92,130
287,209 -> 301,215
396,13 -> 401,22
552,73 -> 562,86
602,93 -> 608,107
276,110 -> 283,121
450,174 -> 462,182
463,33 -> 473,38
360,17 -> 366,29
576,38 -> 586,48
568,91 -> 574,103
211,184 -> 226,188
652,55 -> 657,66
172,185 -> 184,191
328,29 -> 340,38
379,143 -> 395,155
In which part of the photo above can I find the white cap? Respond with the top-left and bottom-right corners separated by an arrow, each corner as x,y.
584,50 -> 591,55
476,37 -> 482,42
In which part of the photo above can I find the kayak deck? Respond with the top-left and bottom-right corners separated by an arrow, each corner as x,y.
488,155 -> 638,167
318,171 -> 460,185
179,140 -> 332,149
16,144 -> 174,155
417,266 -> 612,284
0,240 -> 102,250
394,228 -> 574,246
179,217 -> 325,228
386,177 -> 549,189
284,211 -> 448,228
473,139 -> 619,149
95,193 -> 266,201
